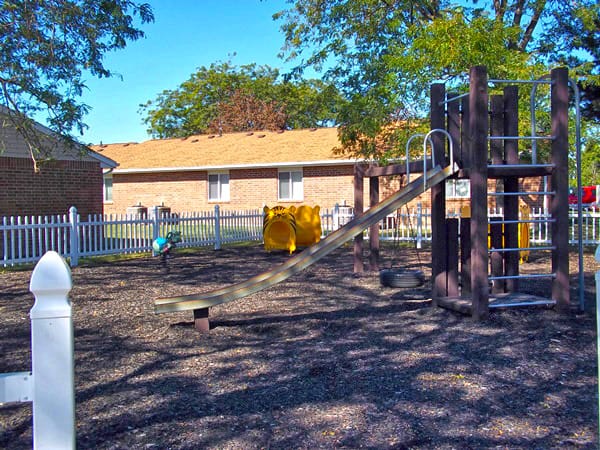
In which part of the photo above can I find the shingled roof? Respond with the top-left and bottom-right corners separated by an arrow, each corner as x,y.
0,106 -> 117,169
94,127 -> 354,173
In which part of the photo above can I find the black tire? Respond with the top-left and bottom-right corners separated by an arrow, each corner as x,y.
380,269 -> 425,288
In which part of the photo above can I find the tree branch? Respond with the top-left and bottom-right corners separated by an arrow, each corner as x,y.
518,0 -> 546,51
512,0 -> 525,28
493,0 -> 507,22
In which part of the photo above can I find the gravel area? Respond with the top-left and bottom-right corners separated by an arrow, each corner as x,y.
1,242 -> 598,449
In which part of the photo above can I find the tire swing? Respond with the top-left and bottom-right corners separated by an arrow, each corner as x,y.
380,268 -> 425,288
380,205 -> 426,289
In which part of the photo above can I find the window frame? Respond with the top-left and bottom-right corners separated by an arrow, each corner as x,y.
103,174 -> 113,203
446,179 -> 470,199
208,171 -> 230,202
278,168 -> 304,201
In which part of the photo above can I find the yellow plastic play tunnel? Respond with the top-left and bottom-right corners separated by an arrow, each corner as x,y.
263,206 -> 297,254
290,205 -> 322,247
262,205 -> 322,254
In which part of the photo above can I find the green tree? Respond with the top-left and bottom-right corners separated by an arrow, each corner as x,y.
0,0 -> 154,167
139,62 -> 344,138
540,2 -> 599,121
581,138 -> 600,186
275,0 -> 598,159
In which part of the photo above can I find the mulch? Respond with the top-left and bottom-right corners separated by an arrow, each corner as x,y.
0,242 -> 598,449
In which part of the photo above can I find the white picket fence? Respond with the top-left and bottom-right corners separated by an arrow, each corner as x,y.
2,205 -> 600,267
0,205 -> 351,267
371,206 -> 600,246
0,251 -> 75,449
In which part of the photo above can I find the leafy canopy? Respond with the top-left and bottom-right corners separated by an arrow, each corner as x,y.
140,61 -> 344,138
274,0 -> 599,161
0,0 -> 153,165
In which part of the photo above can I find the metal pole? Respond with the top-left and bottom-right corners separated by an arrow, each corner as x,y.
595,244 -> 600,443
569,78 -> 584,311
416,203 -> 423,249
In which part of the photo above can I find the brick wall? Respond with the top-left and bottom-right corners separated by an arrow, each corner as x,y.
105,166 -> 546,216
0,156 -> 104,217
105,165 -> 361,215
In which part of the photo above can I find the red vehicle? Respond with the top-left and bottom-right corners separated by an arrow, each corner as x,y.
569,185 -> 598,205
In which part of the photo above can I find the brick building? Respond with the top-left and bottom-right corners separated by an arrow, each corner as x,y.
0,109 -> 117,217
95,127 -> 545,216
96,128 -> 360,215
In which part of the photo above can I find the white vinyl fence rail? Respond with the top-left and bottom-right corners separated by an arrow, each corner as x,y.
2,205 -> 600,268
0,251 -> 75,449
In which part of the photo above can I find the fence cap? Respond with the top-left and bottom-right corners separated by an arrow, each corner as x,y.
29,251 -> 72,319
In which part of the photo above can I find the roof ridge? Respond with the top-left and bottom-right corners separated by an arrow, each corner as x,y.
94,127 -> 340,148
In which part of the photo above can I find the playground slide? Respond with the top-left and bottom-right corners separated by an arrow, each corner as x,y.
155,163 -> 458,314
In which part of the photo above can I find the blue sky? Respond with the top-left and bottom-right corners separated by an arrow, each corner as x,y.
79,0 -> 294,145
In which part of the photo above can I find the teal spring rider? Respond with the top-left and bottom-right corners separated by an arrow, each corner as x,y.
153,231 -> 182,263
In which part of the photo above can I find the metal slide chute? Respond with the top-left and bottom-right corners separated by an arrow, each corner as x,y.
155,163 -> 458,314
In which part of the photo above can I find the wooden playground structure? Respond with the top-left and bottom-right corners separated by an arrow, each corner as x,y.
353,65 -> 570,319
156,65 -> 572,330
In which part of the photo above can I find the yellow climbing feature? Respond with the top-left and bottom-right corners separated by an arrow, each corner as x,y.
290,205 -> 322,247
460,204 -> 531,263
263,205 -> 297,254
519,205 -> 531,263
262,204 -> 323,254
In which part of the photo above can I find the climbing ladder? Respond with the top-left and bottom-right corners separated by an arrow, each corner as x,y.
430,66 -> 571,319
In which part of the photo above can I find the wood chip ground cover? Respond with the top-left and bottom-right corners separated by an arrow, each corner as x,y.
0,243 -> 598,449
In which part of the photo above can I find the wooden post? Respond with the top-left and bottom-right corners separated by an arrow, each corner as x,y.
490,95 -> 504,165
369,176 -> 380,271
550,67 -> 570,310
193,308 -> 210,332
469,66 -> 490,319
430,83 -> 447,304
504,86 -> 520,292
353,165 -> 364,273
490,218 -> 505,293
489,95 -> 506,292
447,93 -> 461,166
447,219 -> 459,297
460,217 -> 471,296
461,96 -> 471,168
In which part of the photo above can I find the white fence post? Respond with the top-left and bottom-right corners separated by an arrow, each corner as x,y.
333,203 -> 340,231
29,251 -> 75,450
151,206 -> 161,256
214,205 -> 221,250
152,206 -> 160,241
69,206 -> 79,267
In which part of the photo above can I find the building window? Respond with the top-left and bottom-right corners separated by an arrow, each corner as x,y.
446,179 -> 470,198
103,175 -> 113,202
208,172 -> 230,201
278,169 -> 303,201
